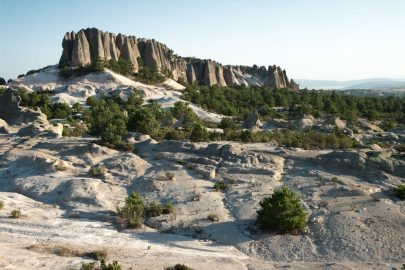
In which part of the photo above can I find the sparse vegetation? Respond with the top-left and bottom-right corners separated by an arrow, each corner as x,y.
90,165 -> 106,176
75,260 -> 122,270
92,247 -> 109,261
164,264 -> 194,270
207,213 -> 219,222
330,177 -> 339,184
55,161 -> 68,171
10,209 -> 21,218
0,200 -> 4,210
165,171 -> 175,180
162,202 -> 175,214
394,185 -> 405,199
257,187 -> 306,232
214,180 -> 226,191
350,201 -> 357,211
55,245 -> 83,257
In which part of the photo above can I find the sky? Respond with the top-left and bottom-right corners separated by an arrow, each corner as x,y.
1,0 -> 404,81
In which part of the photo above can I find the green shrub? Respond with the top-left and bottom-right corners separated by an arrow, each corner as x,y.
330,177 -> 339,184
257,187 -> 306,232
162,202 -> 175,214
394,185 -> 405,199
78,260 -> 122,270
11,209 -> 21,218
90,165 -> 106,176
214,180 -> 226,191
164,264 -> 194,270
176,159 -> 187,165
145,201 -> 163,217
0,200 -> 4,210
116,192 -> 145,228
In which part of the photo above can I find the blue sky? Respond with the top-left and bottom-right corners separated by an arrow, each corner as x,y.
1,0 -> 404,81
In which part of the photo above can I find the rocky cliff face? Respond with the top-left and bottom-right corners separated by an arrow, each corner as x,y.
60,28 -> 299,90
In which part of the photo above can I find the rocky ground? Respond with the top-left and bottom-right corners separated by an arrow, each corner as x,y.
0,131 -> 404,269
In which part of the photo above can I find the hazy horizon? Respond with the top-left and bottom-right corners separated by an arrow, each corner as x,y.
1,0 -> 404,82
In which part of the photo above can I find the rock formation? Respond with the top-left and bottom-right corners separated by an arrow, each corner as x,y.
60,28 -> 299,90
0,88 -> 48,126
241,110 -> 263,129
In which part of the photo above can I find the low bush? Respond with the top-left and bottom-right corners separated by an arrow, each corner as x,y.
90,165 -> 106,176
145,201 -> 163,217
165,263 -> 194,270
162,202 -> 175,214
214,180 -> 226,191
394,185 -> 405,199
76,259 -> 122,270
92,247 -> 109,261
207,213 -> 219,222
0,200 -> 4,210
116,192 -> 145,229
165,172 -> 175,180
11,209 -> 21,218
257,187 -> 306,232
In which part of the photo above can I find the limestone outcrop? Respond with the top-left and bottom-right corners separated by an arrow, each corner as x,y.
60,28 -> 299,89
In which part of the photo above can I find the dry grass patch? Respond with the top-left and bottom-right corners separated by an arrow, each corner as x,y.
55,245 -> 84,257
92,247 -> 109,261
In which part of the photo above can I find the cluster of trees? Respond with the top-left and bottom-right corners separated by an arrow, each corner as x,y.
180,84 -> 405,123
18,88 -> 72,119
67,90 -> 360,150
83,90 -> 206,148
136,57 -> 165,84
59,57 -> 135,78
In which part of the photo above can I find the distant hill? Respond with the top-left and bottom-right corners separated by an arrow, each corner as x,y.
295,78 -> 405,91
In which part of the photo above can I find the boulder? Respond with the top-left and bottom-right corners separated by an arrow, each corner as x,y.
242,110 -> 263,129
324,117 -> 346,129
297,114 -> 317,130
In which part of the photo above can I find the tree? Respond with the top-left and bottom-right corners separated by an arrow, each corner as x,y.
116,192 -> 146,228
136,57 -> 144,69
7,79 -> 12,83
190,123 -> 209,142
219,117 -> 236,130
91,57 -> 106,72
73,102 -> 83,113
86,96 -> 99,107
126,89 -> 144,108
257,187 -> 306,232
0,77 -> 5,85
128,108 -> 160,137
